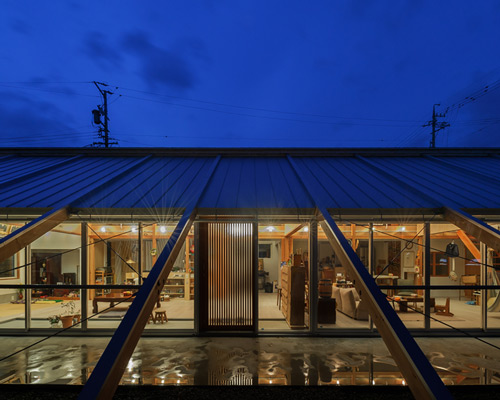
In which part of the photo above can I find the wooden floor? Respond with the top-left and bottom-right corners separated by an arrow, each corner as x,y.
1,293 -> 500,331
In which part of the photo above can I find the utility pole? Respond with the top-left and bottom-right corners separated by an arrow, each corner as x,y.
423,104 -> 450,148
91,81 -> 118,147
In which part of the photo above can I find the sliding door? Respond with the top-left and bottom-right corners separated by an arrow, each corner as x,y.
199,222 -> 256,332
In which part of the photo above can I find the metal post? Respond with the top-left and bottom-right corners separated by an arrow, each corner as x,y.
424,222 -> 431,330
138,222 -> 143,283
310,218 -> 318,332
252,221 -> 258,334
481,242 -> 487,331
25,242 -> 31,332
369,222 -> 374,331
194,222 -> 200,335
81,222 -> 88,331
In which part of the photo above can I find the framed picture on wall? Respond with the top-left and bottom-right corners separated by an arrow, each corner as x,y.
258,244 -> 271,258
0,255 -> 16,278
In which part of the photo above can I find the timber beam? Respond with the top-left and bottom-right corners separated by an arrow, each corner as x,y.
79,156 -> 221,400
79,210 -> 196,399
319,212 -> 451,399
286,155 -> 451,400
456,230 -> 481,260
0,206 -> 70,262
443,207 -> 500,252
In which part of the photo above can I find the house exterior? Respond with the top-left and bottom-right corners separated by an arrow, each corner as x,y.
1,147 -> 499,398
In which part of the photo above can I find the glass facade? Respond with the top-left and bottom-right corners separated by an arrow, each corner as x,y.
0,214 -> 499,336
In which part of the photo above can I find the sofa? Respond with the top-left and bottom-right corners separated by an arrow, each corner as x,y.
332,286 -> 369,320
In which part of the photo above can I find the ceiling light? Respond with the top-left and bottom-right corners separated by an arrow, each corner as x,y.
266,226 -> 275,232
159,226 -> 167,233
100,226 -> 106,233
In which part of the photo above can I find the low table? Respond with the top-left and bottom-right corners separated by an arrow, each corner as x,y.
93,295 -> 161,313
397,296 -> 435,312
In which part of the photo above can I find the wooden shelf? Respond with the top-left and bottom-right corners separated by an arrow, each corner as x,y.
280,265 -> 305,329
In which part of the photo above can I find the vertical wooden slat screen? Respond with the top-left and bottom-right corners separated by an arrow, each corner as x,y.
206,223 -> 253,329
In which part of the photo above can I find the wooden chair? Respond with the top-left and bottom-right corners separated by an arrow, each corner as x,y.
435,297 -> 453,317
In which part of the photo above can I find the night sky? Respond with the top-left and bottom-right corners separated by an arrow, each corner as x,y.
1,1 -> 500,148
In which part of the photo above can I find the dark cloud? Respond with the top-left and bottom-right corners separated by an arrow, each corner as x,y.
84,32 -> 123,70
0,91 -> 87,147
121,30 -> 197,90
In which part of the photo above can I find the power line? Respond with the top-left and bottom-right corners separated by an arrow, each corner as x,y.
117,85 -> 424,123
120,93 -> 419,128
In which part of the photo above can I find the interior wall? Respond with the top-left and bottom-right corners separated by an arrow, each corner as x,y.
259,240 -> 280,285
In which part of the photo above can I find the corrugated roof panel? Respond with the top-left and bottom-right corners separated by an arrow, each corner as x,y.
74,157 -> 216,210
0,157 -> 145,207
428,156 -> 500,183
73,157 -> 173,208
367,157 -> 500,208
163,157 -> 215,208
0,156 -> 72,184
1,151 -> 500,212
293,157 -> 434,209
198,157 -> 314,209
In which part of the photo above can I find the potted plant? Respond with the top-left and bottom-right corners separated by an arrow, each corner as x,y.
47,315 -> 61,328
60,301 -> 80,328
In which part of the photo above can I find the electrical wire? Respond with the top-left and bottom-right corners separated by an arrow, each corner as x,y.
386,296 -> 500,352
0,221 -> 160,277
0,292 -> 137,363
120,93 -> 420,128
374,214 -> 437,279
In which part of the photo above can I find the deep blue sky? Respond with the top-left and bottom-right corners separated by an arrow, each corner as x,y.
1,1 -> 500,148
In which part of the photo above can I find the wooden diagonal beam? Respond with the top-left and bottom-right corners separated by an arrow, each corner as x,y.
79,210 -> 196,399
286,155 -> 451,400
319,212 -> 451,400
456,230 -> 480,260
285,223 -> 304,238
444,207 -> 500,252
0,206 -> 70,262
79,155 -> 221,400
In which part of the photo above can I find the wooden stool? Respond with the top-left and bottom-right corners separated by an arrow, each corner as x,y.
147,313 -> 155,324
155,309 -> 168,324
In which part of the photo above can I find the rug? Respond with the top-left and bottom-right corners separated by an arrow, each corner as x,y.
397,313 -> 465,322
97,309 -> 127,319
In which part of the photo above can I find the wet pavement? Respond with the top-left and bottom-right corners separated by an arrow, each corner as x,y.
0,336 -> 499,398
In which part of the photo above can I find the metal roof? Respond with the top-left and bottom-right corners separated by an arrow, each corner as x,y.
0,148 -> 499,214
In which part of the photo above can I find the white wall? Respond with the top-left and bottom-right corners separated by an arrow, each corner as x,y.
32,230 -> 81,283
259,240 -> 281,285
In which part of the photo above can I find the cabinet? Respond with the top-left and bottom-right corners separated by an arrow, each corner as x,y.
280,265 -> 305,329
184,236 -> 194,300
95,270 -> 113,296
